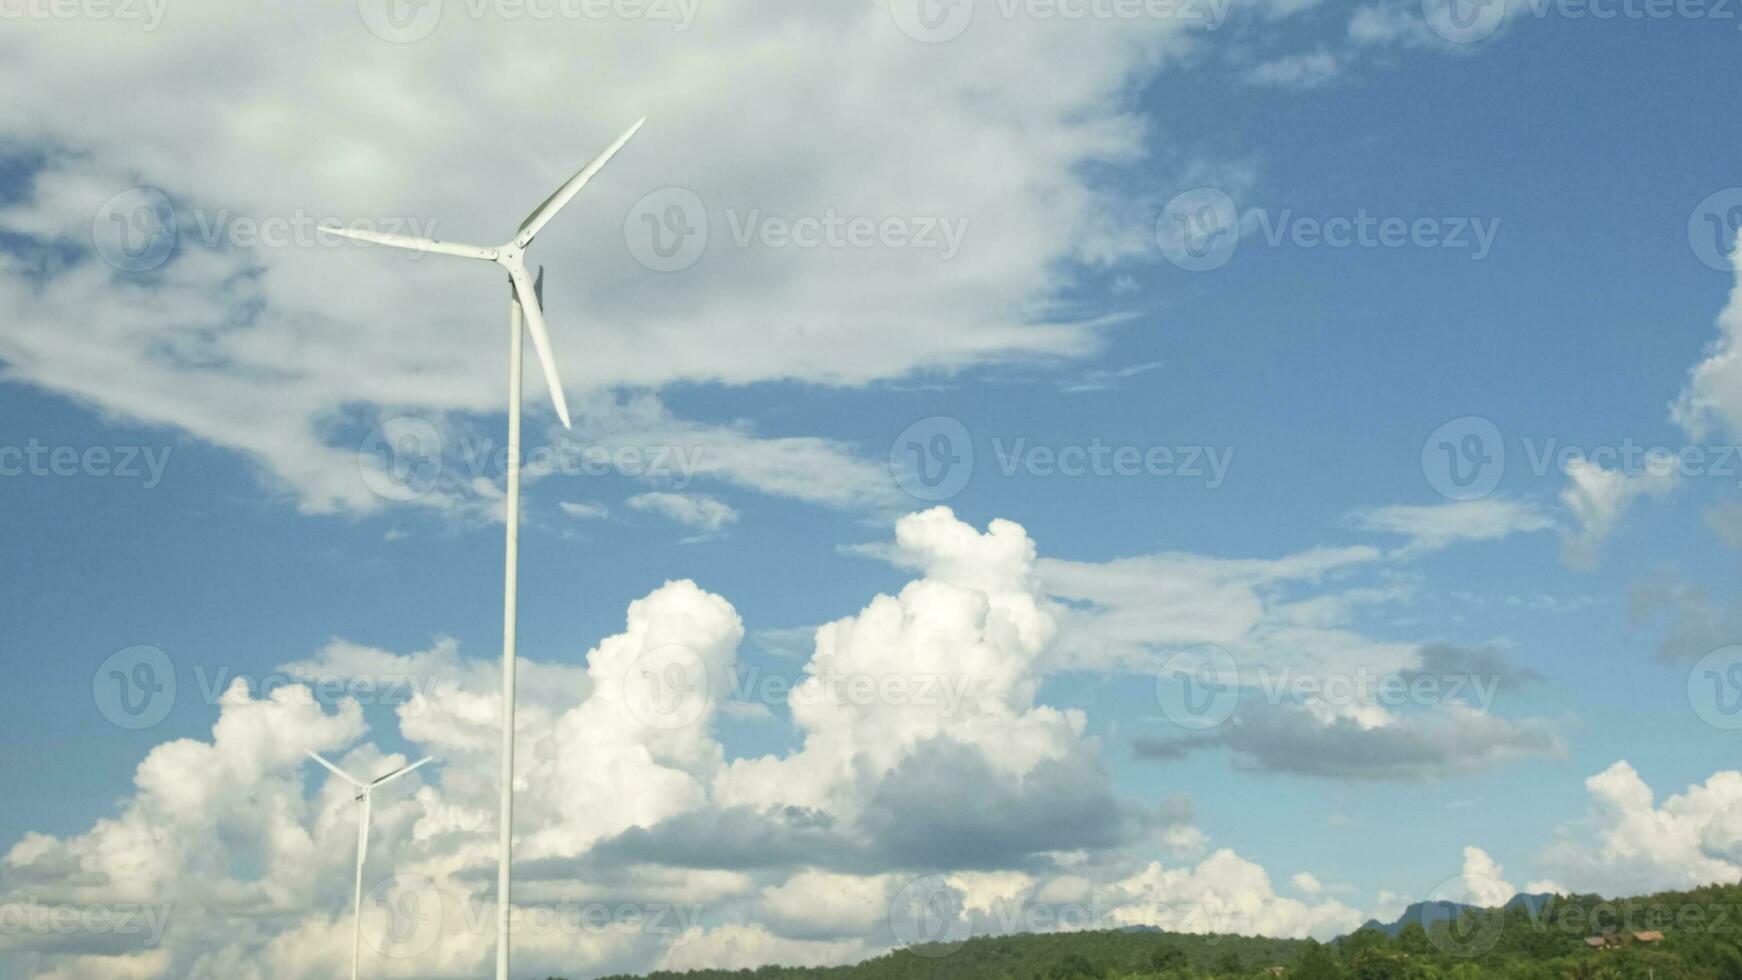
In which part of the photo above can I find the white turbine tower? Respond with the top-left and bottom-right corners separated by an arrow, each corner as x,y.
307,751 -> 434,980
321,116 -> 645,980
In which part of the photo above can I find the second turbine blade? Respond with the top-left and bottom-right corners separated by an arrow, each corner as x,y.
509,267 -> 572,430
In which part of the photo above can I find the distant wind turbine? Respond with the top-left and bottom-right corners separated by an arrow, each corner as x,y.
307,751 -> 434,980
321,116 -> 645,980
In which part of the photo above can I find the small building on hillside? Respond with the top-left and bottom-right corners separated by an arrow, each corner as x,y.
1583,931 -> 1666,949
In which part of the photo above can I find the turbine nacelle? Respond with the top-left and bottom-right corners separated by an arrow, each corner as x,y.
320,116 -> 647,432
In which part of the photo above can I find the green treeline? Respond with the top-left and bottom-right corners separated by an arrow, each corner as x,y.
577,880 -> 1742,980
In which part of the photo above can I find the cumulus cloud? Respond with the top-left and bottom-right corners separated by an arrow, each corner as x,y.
1537,761 -> 1742,896
1674,246 -> 1742,544
1674,247 -> 1742,445
1105,851 -> 1363,939
1458,846 -> 1518,904
712,508 -> 1132,870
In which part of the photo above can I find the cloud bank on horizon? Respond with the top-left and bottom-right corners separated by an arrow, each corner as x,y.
5,509 -> 1740,978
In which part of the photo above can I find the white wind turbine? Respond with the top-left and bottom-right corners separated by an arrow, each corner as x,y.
321,117 -> 645,980
307,751 -> 435,980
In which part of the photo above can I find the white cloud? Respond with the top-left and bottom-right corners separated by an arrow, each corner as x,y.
1558,456 -> 1678,569
1039,544 -> 1395,674
559,499 -> 609,520
657,924 -> 867,973
1674,245 -> 1742,544
0,0 -> 1203,517
1107,851 -> 1362,940
552,392 -> 904,515
1673,246 -> 1742,443
1459,845 -> 1517,904
1347,498 -> 1555,556
757,872 -> 899,940
627,491 -> 740,535
1537,761 -> 1742,896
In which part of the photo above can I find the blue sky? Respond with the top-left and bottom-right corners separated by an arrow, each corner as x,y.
3,1 -> 1742,976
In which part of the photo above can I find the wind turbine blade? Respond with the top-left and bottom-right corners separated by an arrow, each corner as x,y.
320,225 -> 498,261
509,266 -> 572,430
514,117 -> 646,248
307,751 -> 367,790
371,756 -> 434,788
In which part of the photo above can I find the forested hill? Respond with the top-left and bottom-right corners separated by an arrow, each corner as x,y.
582,880 -> 1742,980
591,929 -> 1305,980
